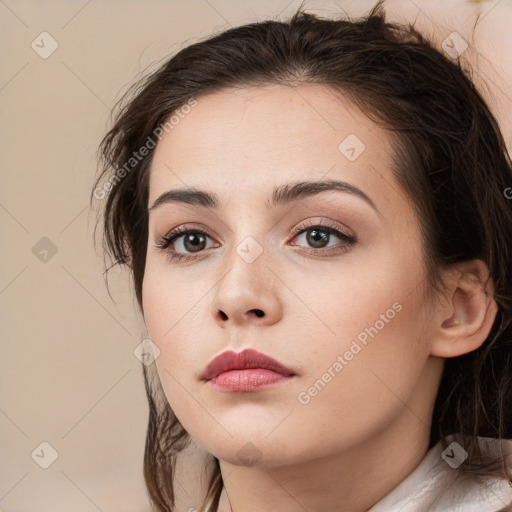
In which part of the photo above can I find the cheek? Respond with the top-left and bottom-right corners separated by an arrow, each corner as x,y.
141,269 -> 187,388
141,269 -> 211,429
291,282 -> 432,456
142,252 -> 203,339
291,251 -> 432,415
141,255 -> 223,393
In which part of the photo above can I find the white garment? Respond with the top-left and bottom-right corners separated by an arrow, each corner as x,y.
368,436 -> 512,512
214,436 -> 512,512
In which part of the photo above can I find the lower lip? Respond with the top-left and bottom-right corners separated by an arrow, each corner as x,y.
207,369 -> 294,392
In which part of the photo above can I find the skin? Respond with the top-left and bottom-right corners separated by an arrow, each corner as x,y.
142,83 -> 497,512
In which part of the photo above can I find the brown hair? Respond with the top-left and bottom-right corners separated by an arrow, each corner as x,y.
91,1 -> 512,510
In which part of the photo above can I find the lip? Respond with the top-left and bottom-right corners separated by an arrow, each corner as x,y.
200,348 -> 296,392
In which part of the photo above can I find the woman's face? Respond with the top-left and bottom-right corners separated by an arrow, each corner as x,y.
142,83 -> 442,466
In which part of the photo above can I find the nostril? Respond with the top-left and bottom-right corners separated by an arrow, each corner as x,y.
218,310 -> 228,321
252,309 -> 265,318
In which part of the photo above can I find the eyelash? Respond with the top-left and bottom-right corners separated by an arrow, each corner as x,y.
154,220 -> 357,263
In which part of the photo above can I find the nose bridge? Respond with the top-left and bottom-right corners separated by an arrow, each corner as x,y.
210,231 -> 282,326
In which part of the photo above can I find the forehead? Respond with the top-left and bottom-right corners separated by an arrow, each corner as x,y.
148,83 -> 395,207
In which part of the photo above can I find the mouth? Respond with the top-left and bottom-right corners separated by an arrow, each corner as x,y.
207,368 -> 295,392
200,348 -> 297,393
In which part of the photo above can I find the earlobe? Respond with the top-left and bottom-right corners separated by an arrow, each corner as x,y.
430,260 -> 498,358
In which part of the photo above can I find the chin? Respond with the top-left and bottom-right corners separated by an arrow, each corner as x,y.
197,433 -> 321,468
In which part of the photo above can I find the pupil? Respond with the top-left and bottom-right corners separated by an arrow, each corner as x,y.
185,233 -> 205,252
307,229 -> 328,248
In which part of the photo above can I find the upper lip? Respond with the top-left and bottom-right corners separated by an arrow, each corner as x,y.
200,348 -> 296,380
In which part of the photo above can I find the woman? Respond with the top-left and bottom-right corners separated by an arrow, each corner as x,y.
91,0 -> 512,510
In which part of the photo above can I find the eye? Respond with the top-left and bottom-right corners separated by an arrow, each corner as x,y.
289,220 -> 356,255
154,224 -> 218,262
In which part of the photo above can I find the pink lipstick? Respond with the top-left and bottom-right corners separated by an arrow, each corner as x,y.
200,348 -> 296,392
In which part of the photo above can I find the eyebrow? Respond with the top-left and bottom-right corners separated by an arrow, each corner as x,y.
148,179 -> 379,214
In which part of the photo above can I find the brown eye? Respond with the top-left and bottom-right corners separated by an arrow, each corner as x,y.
305,228 -> 330,248
181,232 -> 208,253
292,224 -> 354,251
155,227 -> 217,261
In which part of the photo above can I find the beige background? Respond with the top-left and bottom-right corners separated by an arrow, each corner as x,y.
1,0 -> 511,511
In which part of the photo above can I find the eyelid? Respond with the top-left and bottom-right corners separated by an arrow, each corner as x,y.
289,218 -> 355,240
156,222 -> 217,249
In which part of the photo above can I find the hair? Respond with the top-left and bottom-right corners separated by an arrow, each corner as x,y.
91,1 -> 512,510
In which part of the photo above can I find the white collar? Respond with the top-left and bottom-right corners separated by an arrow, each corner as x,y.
370,435 -> 512,511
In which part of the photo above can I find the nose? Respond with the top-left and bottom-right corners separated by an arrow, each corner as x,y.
210,255 -> 283,328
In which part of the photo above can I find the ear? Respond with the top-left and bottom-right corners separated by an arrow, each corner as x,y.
430,259 -> 498,358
